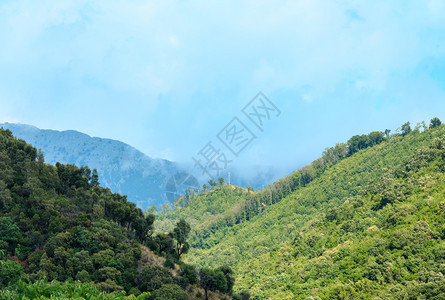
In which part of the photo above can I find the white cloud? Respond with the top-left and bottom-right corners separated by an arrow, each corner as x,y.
1,0 -> 445,169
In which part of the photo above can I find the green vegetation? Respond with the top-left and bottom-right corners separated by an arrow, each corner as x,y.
158,119 -> 445,299
0,128 -> 234,299
2,118 -> 444,299
0,279 -> 150,299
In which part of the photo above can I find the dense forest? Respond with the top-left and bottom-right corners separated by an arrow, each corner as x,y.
157,118 -> 445,299
0,128 -> 245,299
1,118 -> 444,299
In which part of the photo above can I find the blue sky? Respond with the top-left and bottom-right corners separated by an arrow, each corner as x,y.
1,0 -> 445,180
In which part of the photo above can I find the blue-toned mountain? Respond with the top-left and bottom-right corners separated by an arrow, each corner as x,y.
0,123 -> 177,209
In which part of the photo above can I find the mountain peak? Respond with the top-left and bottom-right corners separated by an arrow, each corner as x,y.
0,122 -> 178,209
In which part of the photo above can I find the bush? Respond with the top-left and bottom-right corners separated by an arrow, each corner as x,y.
233,291 -> 251,300
151,284 -> 188,300
138,266 -> 175,293
180,264 -> 197,285
164,255 -> 175,269
0,256 -> 26,288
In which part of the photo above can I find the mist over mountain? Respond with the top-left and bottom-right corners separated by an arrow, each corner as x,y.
0,123 -> 276,209
0,123 -> 179,209
157,121 -> 445,298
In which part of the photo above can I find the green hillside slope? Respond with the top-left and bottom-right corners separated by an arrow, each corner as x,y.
160,123 -> 445,299
0,128 -> 237,299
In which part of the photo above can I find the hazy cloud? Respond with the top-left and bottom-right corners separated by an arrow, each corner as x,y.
1,0 -> 445,179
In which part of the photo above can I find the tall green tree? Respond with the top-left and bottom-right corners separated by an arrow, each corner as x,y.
401,122 -> 412,136
199,268 -> 217,300
91,169 -> 99,187
133,214 -> 155,243
172,219 -> 191,259
0,251 -> 26,288
208,180 -> 217,188
153,233 -> 174,255
217,265 -> 235,294
430,117 -> 442,129
0,217 -> 24,254
368,131 -> 384,146
348,134 -> 369,155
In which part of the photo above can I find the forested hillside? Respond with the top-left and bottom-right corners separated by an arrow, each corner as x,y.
0,122 -> 178,209
2,119 -> 444,299
0,128 -> 243,299
158,119 -> 445,299
0,123 -> 276,211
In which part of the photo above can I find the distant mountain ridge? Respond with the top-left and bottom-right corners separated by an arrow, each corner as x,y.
0,122 -> 178,209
